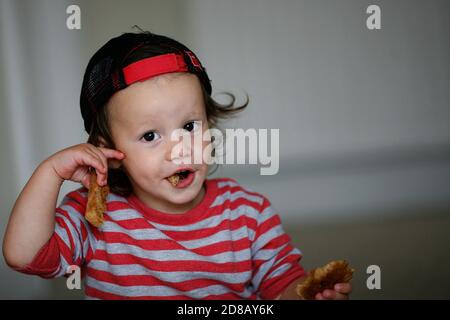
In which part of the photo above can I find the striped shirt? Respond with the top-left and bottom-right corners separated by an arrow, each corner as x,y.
18,177 -> 304,299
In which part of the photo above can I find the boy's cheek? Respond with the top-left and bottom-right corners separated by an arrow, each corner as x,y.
199,143 -> 214,165
195,163 -> 209,180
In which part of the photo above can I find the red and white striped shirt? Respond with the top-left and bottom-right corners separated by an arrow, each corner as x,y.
18,177 -> 304,299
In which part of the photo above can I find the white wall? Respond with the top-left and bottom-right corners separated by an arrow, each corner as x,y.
0,0 -> 86,298
0,0 -> 187,300
179,0 -> 450,222
183,0 -> 450,155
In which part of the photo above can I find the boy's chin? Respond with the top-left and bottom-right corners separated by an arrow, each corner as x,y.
165,184 -> 203,205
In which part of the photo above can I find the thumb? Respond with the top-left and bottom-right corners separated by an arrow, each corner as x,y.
80,172 -> 91,189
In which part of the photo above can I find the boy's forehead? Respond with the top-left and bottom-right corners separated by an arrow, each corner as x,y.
107,73 -> 204,124
113,72 -> 199,101
148,72 -> 189,85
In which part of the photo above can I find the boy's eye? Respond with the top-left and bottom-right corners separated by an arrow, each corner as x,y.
141,131 -> 161,142
183,121 -> 200,132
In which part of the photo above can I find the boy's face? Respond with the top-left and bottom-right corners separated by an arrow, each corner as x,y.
106,73 -> 211,213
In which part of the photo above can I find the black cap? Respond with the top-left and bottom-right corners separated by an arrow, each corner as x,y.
80,32 -> 212,133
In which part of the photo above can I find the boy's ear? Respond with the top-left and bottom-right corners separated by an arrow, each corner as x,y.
97,136 -> 123,170
109,159 -> 123,170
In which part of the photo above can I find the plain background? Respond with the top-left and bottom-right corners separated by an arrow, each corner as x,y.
0,0 -> 449,299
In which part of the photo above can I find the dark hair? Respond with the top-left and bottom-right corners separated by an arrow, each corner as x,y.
87,72 -> 248,197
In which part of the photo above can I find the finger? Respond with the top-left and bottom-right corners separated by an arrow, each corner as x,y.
85,149 -> 107,173
80,172 -> 91,189
322,289 -> 336,300
98,147 -> 126,160
335,283 -> 352,294
86,147 -> 109,174
334,292 -> 349,300
100,148 -> 126,169
85,150 -> 107,185
96,147 -> 126,171
95,170 -> 106,187
81,152 -> 106,178
315,292 -> 325,300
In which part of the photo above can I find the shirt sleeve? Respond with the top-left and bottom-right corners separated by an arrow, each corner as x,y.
250,196 -> 305,299
14,188 -> 96,279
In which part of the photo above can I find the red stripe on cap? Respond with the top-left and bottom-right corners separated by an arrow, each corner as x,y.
123,53 -> 188,85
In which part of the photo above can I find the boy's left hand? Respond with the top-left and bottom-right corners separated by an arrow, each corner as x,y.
315,283 -> 352,300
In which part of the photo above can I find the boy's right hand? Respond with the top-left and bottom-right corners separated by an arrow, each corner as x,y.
46,143 -> 126,189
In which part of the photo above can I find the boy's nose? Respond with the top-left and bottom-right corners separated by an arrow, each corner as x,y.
165,132 -> 192,163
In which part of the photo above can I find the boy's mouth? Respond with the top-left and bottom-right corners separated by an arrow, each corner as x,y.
166,168 -> 195,187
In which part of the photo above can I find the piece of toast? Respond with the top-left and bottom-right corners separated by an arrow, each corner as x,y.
168,174 -> 180,186
296,260 -> 354,300
85,171 -> 109,227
